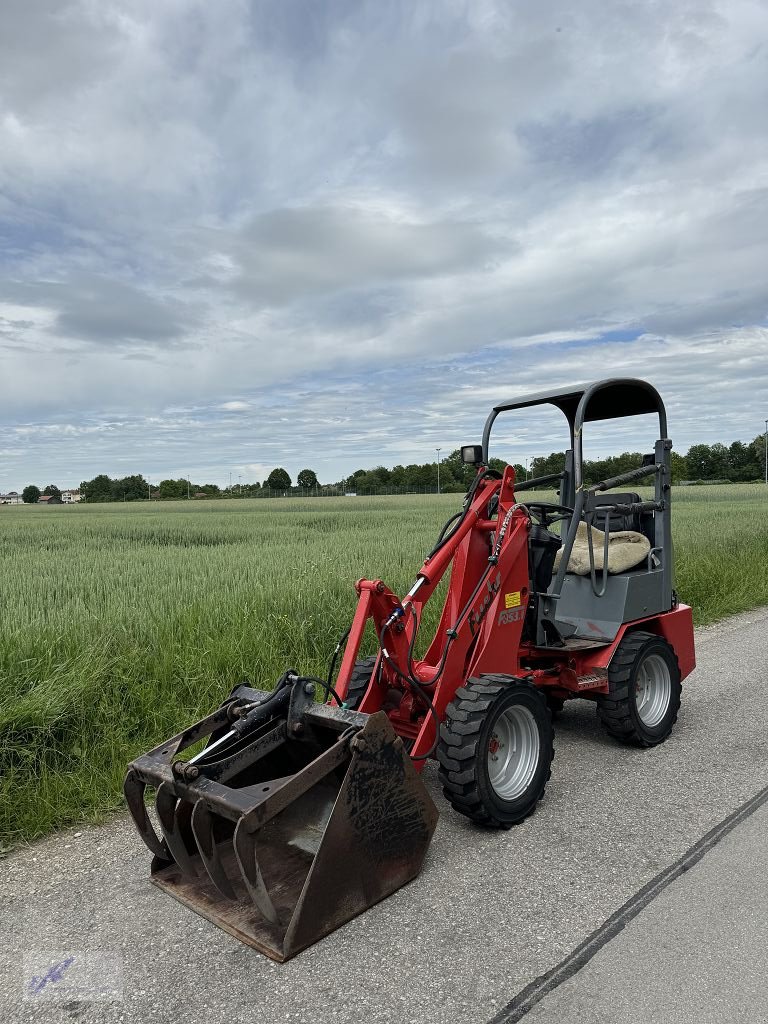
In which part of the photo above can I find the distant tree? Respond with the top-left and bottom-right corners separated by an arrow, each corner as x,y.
43,484 -> 61,497
297,469 -> 319,489
685,444 -> 732,481
748,434 -> 767,482
267,468 -> 291,490
670,451 -> 688,484
113,474 -> 150,501
80,475 -> 114,502
158,478 -> 186,499
530,452 -> 566,482
22,484 -> 40,504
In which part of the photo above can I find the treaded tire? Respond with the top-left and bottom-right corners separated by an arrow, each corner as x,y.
597,631 -> 681,747
340,656 -> 377,711
437,675 -> 554,829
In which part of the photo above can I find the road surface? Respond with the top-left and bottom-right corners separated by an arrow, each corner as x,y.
2,607 -> 767,1023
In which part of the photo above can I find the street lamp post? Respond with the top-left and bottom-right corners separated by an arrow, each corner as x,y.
436,448 -> 441,493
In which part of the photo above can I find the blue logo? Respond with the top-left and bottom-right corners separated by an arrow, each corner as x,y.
28,957 -> 75,996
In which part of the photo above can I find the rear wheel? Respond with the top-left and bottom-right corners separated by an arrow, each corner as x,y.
596,631 -> 681,747
340,656 -> 377,710
437,676 -> 554,828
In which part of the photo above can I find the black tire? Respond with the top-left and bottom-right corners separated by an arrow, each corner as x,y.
340,656 -> 377,710
437,676 -> 554,829
597,631 -> 681,747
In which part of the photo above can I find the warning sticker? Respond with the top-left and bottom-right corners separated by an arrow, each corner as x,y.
504,591 -> 521,609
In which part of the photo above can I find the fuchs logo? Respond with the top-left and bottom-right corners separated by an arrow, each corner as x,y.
468,571 -> 502,636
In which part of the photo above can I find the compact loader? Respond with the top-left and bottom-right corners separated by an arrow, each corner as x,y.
125,377 -> 695,960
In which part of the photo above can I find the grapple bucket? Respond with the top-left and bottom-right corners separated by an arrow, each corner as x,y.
124,677 -> 438,961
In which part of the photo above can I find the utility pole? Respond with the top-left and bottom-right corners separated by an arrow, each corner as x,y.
148,478 -> 151,501
229,471 -> 232,494
765,420 -> 767,485
436,448 -> 441,493
187,475 -> 191,500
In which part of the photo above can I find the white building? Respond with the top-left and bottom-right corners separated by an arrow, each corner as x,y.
0,492 -> 23,504
61,489 -> 82,503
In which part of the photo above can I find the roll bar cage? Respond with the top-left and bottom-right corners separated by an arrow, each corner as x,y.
480,378 -> 673,640
481,378 -> 667,490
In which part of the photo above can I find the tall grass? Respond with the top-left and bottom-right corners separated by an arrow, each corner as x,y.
1,485 -> 766,846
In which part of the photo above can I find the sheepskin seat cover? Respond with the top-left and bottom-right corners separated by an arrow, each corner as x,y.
553,521 -> 651,576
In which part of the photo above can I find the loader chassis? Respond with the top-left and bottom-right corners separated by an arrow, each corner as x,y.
126,377 -> 695,959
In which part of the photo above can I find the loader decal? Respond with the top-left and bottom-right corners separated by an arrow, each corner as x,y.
498,607 -> 524,625
468,571 -> 502,636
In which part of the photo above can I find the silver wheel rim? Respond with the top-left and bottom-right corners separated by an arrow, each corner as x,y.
487,704 -> 540,800
635,653 -> 672,727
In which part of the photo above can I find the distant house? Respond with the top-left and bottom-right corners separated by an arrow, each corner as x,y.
61,489 -> 82,503
38,494 -> 63,505
0,491 -> 22,505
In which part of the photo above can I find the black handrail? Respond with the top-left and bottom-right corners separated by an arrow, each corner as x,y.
588,463 -> 661,493
515,472 -> 564,492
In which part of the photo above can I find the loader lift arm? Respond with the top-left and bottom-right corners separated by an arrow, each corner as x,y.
333,464 -> 534,762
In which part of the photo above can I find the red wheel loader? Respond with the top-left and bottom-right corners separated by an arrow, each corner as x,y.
125,377 -> 695,960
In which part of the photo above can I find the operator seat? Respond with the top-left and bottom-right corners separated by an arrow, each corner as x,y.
585,491 -> 652,539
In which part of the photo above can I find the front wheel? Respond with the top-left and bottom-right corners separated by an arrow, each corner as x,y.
596,631 -> 681,747
339,656 -> 377,711
437,676 -> 554,828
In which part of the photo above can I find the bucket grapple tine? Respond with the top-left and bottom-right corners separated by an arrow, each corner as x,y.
233,820 -> 280,926
123,769 -> 170,862
155,783 -> 198,878
191,799 -> 238,900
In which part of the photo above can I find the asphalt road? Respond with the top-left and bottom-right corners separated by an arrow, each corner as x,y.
522,799 -> 768,1024
2,606 -> 768,1024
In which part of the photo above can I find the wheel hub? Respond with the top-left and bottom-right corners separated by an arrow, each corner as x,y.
634,652 -> 672,727
487,704 -> 540,800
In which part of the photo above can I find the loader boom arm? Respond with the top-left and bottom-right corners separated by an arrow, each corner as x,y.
333,466 -> 533,762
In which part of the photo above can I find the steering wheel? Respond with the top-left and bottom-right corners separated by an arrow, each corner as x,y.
524,501 -> 574,527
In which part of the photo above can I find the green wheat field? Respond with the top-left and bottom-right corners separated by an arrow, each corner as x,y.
1,485 -> 767,848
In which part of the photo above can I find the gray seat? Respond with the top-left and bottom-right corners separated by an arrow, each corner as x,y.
586,491 -> 644,534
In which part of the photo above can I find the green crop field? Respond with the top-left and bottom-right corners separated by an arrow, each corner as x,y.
1,485 -> 767,848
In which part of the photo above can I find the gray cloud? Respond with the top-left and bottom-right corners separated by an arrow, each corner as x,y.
0,276 -> 194,345
54,276 -> 194,345
229,205 -> 507,304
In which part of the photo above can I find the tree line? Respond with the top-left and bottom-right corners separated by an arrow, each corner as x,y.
19,435 -> 767,503
527,435 -> 767,487
340,434 -> 768,493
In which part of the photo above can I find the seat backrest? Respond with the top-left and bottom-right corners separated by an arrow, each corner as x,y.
586,491 -> 643,533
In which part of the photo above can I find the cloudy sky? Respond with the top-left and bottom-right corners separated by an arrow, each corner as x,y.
2,0 -> 767,490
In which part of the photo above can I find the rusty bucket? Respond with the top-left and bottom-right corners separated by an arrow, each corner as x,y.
124,676 -> 438,961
